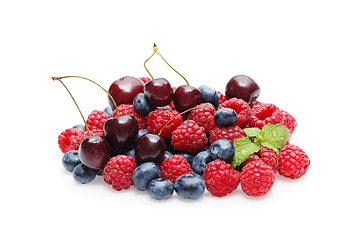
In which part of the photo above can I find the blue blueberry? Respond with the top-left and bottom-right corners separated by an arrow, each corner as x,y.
214,108 -> 237,127
210,139 -> 235,163
174,173 -> 205,200
147,178 -> 174,200
123,147 -> 138,165
62,150 -> 81,172
103,106 -> 113,117
159,151 -> 173,165
179,153 -> 194,167
72,124 -> 84,132
135,129 -> 149,142
198,85 -> 219,106
133,93 -> 156,116
73,164 -> 97,184
132,162 -> 161,191
192,151 -> 215,176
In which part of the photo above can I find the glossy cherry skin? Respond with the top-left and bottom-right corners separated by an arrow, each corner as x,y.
135,133 -> 166,165
144,78 -> 174,107
173,85 -> 202,113
225,75 -> 261,104
78,136 -> 111,169
108,76 -> 144,110
103,115 -> 139,150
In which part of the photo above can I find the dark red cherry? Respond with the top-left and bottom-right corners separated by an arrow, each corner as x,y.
225,75 -> 261,104
144,78 -> 173,107
108,76 -> 144,110
78,136 -> 111,169
103,115 -> 139,150
135,133 -> 166,165
173,85 -> 202,112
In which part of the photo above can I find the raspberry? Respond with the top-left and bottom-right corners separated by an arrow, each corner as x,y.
187,103 -> 217,134
209,125 -> 246,144
249,103 -> 283,129
281,110 -> 297,135
160,155 -> 192,184
171,120 -> 208,153
112,104 -> 147,130
242,146 -> 278,173
147,108 -> 182,139
138,77 -> 151,84
103,155 -> 137,191
86,110 -> 110,131
79,128 -> 104,143
58,128 -> 83,153
217,91 -> 227,106
203,159 -> 241,197
278,144 -> 310,179
240,160 -> 275,197
218,98 -> 251,128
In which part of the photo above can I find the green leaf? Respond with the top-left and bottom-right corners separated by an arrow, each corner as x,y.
262,123 -> 290,150
260,139 -> 279,155
243,127 -> 262,137
231,137 -> 261,168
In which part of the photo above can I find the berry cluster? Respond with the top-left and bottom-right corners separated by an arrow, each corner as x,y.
55,45 -> 310,200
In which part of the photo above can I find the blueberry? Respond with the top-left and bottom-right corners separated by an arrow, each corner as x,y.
147,178 -> 174,200
174,173 -> 205,200
192,151 -> 215,176
133,93 -> 156,116
210,139 -> 235,164
135,129 -> 149,142
198,85 -> 219,106
62,150 -> 81,172
132,162 -> 161,191
214,108 -> 237,127
72,164 -> 97,184
179,153 -> 194,167
103,106 -> 113,117
123,147 -> 138,165
72,124 -> 84,132
159,151 -> 173,165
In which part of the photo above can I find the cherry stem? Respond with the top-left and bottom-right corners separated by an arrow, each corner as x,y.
52,76 -> 120,118
158,106 -> 196,136
144,43 -> 189,85
52,77 -> 92,137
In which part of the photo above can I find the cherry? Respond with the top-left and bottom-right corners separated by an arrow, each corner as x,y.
173,85 -> 202,113
78,136 -> 111,169
135,133 -> 166,165
103,115 -> 139,150
108,76 -> 144,110
225,75 -> 261,104
144,77 -> 174,107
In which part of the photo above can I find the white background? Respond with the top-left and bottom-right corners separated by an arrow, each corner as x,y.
1,1 -> 359,239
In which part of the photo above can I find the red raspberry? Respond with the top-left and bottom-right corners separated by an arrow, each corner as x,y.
160,155 -> 192,184
171,120 -> 208,153
240,160 -> 275,197
217,91 -> 227,106
112,104 -> 147,130
278,144 -> 310,179
242,146 -> 279,173
250,100 -> 261,109
281,110 -> 297,135
103,155 -> 137,191
218,98 -> 251,128
209,125 -> 246,144
58,128 -> 83,153
187,103 -> 217,134
86,110 -> 110,131
79,128 -> 104,143
147,108 -> 182,139
249,103 -> 283,129
138,77 -> 151,84
203,159 -> 241,197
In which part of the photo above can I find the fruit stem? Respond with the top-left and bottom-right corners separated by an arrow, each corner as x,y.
143,43 -> 157,80
53,76 -> 120,117
52,77 -> 92,137
158,106 -> 196,136
155,50 -> 189,85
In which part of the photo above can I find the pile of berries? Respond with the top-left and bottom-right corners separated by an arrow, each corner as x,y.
55,46 -> 310,200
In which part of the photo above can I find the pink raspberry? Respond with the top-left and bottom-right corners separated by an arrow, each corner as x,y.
278,144 -> 310,179
281,110 -> 297,135
79,128 -> 104,143
240,160 -> 275,197
242,146 -> 279,173
171,120 -> 208,153
203,159 -> 241,197
217,91 -> 227,106
112,104 -> 147,130
218,98 -> 251,128
103,155 -> 137,191
209,125 -> 246,144
86,110 -> 110,131
187,103 -> 217,134
147,108 -> 182,140
249,103 -> 283,129
160,155 -> 192,184
58,128 -> 83,153
138,77 -> 151,84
